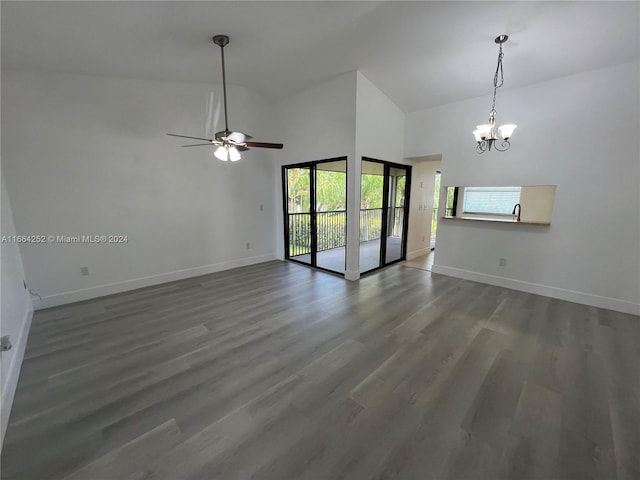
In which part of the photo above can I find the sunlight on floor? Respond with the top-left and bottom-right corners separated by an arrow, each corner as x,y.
403,251 -> 435,272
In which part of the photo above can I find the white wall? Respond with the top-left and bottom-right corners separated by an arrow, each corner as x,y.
277,72 -> 358,166
355,72 -> 405,163
404,61 -> 640,315
2,70 -> 280,308
406,157 -> 440,259
0,173 -> 34,447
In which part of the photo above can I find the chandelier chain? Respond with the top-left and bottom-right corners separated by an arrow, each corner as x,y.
491,43 -> 504,113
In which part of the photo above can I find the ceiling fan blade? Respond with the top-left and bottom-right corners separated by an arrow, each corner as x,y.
244,141 -> 284,150
181,143 -> 217,147
167,133 -> 213,142
236,145 -> 250,152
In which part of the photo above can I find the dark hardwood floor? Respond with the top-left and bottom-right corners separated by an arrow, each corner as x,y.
2,260 -> 639,479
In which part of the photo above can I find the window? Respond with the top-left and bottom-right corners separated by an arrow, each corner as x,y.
462,186 -> 521,215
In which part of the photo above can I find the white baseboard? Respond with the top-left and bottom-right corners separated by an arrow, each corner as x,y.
344,270 -> 360,281
406,247 -> 433,261
35,254 -> 278,310
431,264 -> 640,316
1,305 -> 34,447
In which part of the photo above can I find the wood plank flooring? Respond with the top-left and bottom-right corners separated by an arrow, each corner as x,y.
2,260 -> 639,479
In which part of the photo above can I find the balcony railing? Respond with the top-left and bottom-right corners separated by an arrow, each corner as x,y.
392,206 -> 404,237
288,212 -> 312,257
360,208 -> 382,242
288,207 -> 404,257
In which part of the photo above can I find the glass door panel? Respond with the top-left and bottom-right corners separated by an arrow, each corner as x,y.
359,160 -> 385,273
285,167 -> 312,265
385,166 -> 408,264
315,160 -> 347,273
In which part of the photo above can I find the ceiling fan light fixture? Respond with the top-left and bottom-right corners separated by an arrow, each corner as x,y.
214,145 -> 230,161
167,34 -> 283,157
214,145 -> 242,162
228,146 -> 241,162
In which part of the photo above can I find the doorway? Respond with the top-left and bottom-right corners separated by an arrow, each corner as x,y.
360,158 -> 411,274
431,171 -> 441,250
282,158 -> 347,275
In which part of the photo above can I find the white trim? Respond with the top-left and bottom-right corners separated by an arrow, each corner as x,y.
1,305 -> 34,446
406,247 -> 432,261
344,269 -> 360,281
431,265 -> 640,316
34,254 -> 278,309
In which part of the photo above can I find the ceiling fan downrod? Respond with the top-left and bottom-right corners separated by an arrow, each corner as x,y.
212,35 -> 230,134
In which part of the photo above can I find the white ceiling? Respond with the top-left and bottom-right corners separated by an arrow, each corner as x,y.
2,1 -> 639,112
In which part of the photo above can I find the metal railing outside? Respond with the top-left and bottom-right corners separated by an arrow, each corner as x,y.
289,207 -> 405,257
360,208 -> 383,242
317,211 -> 347,252
288,210 -> 348,256
288,212 -> 311,257
392,206 -> 404,237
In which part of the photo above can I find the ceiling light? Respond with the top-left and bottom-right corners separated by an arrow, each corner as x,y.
474,35 -> 517,153
214,145 -> 241,162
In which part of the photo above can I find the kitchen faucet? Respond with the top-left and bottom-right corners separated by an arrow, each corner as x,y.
512,203 -> 521,222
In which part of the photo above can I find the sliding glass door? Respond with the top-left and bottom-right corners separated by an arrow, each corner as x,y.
360,158 -> 411,274
283,158 -> 347,275
385,166 -> 408,264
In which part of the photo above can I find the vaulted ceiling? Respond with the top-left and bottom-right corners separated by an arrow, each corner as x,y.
2,1 -> 638,112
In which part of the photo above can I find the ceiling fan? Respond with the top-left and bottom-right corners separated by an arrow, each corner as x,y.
168,35 -> 283,162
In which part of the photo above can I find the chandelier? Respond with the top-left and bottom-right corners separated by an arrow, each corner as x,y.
473,35 -> 517,153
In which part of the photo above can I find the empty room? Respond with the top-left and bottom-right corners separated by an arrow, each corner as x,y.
1,1 -> 639,479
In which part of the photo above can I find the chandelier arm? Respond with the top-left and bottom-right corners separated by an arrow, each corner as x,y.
493,139 -> 511,152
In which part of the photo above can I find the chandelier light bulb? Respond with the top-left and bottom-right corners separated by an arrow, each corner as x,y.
476,124 -> 492,140
498,124 -> 517,139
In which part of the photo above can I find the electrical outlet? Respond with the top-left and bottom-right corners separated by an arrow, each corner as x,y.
422,236 -> 425,242
499,258 -> 507,267
259,204 -> 264,211
1,335 -> 12,352
246,242 -> 251,250
80,266 -> 89,276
